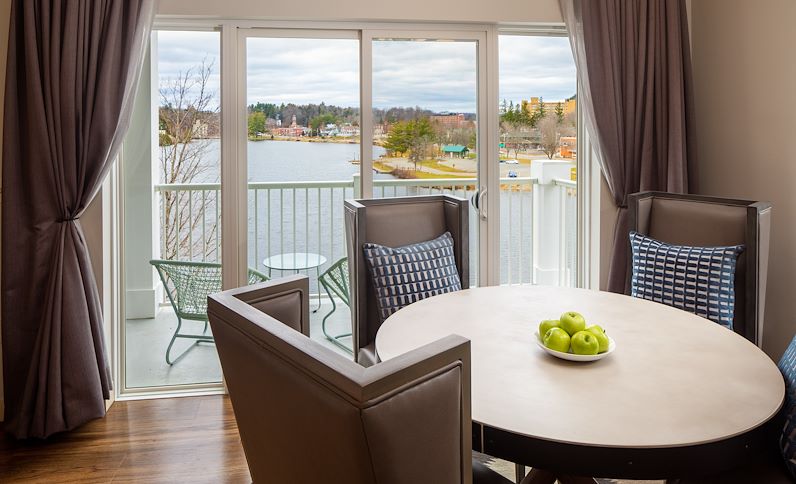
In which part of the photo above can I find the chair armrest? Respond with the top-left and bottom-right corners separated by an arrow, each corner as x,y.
358,334 -> 473,484
359,334 -> 470,401
220,275 -> 310,336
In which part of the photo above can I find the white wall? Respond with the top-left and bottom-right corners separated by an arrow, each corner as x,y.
158,0 -> 563,24
691,0 -> 796,359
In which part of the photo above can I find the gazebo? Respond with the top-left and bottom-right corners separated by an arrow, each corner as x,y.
441,144 -> 470,158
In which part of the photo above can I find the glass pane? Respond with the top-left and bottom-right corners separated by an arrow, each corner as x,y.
498,35 -> 577,286
372,39 -> 479,287
124,30 -> 223,388
245,37 -> 359,357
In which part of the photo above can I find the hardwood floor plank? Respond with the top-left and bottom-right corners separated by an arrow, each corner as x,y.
0,396 -> 251,483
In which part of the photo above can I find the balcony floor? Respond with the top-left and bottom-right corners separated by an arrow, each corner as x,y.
124,297 -> 353,389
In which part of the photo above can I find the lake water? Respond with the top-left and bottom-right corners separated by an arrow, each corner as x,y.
166,139 -> 560,288
249,139 -> 388,182
194,139 -> 389,182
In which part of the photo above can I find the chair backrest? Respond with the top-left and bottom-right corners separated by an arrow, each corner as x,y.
150,259 -> 268,320
344,195 -> 469,365
778,335 -> 796,477
627,192 -> 772,345
320,257 -> 350,307
208,275 -> 472,484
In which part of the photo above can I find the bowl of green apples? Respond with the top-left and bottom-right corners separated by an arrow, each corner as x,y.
534,311 -> 615,362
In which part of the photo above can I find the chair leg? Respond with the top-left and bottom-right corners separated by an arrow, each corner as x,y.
312,266 -> 322,313
321,286 -> 352,353
166,317 -> 214,365
166,317 -> 183,365
515,464 -> 526,483
202,320 -> 209,334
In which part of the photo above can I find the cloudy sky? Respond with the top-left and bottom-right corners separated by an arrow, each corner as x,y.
156,31 -> 576,113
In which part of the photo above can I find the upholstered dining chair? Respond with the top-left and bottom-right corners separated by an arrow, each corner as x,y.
671,334 -> 796,483
207,275 -> 511,484
627,192 -> 772,346
344,194 -> 470,367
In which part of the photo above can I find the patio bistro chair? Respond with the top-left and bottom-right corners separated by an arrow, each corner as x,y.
318,257 -> 352,353
150,259 -> 269,364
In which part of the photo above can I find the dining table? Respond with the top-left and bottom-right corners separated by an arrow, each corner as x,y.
375,285 -> 785,481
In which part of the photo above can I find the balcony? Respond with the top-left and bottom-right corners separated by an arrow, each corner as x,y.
125,164 -> 577,389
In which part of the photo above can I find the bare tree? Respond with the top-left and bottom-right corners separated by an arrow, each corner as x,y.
159,59 -> 220,261
538,113 -> 560,159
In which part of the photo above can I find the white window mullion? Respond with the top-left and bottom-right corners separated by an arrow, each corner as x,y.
220,22 -> 246,289
483,26 -> 500,286
360,30 -> 374,198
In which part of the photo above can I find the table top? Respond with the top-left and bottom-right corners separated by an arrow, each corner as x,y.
262,252 -> 327,271
376,285 -> 784,450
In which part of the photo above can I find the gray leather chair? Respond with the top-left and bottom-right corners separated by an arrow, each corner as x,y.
627,191 -> 772,346
208,275 -> 510,484
673,335 -> 796,483
344,194 -> 470,367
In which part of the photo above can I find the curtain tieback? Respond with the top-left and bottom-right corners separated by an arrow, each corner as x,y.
57,217 -> 79,223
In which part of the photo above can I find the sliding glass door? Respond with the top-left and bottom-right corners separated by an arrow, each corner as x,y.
368,34 -> 483,287
242,30 -> 359,356
123,29 -> 224,390
497,33 -> 578,286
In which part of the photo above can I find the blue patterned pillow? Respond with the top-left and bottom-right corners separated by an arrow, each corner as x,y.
363,232 -> 462,322
778,335 -> 796,478
629,231 -> 744,329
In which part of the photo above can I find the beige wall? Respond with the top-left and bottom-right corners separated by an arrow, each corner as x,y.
158,0 -> 563,23
691,0 -> 796,359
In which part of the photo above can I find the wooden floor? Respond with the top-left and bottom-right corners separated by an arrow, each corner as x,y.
0,396 -> 250,483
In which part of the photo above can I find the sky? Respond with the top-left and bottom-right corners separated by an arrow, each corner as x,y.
156,31 -> 576,113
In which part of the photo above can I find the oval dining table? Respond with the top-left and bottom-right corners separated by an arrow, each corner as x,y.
375,286 -> 785,480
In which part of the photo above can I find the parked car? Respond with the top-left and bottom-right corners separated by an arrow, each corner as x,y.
505,159 -> 519,164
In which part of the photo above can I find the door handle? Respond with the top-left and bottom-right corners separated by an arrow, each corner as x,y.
479,187 -> 487,220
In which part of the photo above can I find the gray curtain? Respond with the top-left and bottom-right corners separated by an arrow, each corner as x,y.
2,0 -> 155,439
560,0 -> 697,292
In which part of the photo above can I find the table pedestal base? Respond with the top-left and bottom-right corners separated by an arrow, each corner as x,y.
520,468 -> 597,484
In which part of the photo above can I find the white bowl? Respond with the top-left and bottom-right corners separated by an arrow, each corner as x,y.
534,331 -> 616,362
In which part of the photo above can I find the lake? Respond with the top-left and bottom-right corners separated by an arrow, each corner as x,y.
192,138 -> 389,182
164,139 -> 549,287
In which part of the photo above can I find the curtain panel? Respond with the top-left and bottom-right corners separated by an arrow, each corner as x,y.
560,0 -> 698,292
2,0 -> 155,439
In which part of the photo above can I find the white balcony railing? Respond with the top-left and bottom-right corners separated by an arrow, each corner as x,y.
153,173 -> 577,291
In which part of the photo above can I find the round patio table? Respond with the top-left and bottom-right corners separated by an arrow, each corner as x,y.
375,286 -> 785,480
263,252 -> 327,311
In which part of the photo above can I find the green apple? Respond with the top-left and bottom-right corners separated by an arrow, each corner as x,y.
538,320 -> 561,340
586,325 -> 610,353
543,327 -> 571,353
570,330 -> 600,355
559,311 -> 586,336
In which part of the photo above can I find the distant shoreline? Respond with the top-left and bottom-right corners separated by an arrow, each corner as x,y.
248,135 -> 374,145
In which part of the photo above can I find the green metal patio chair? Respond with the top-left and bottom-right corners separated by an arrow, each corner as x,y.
150,259 -> 269,364
318,257 -> 352,353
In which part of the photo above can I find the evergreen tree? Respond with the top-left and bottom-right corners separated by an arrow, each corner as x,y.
555,102 -> 565,124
